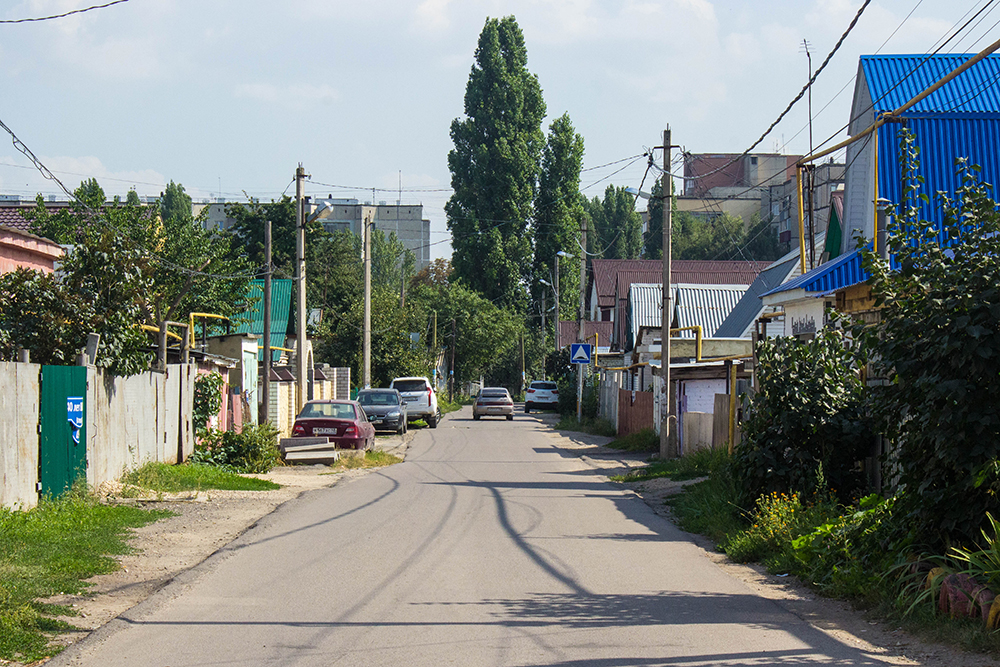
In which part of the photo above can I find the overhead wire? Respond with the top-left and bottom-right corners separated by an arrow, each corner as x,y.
0,0 -> 130,24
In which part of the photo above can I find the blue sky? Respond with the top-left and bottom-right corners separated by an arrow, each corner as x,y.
0,0 -> 990,258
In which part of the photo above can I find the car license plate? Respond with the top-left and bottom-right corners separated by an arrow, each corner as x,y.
315,427 -> 337,435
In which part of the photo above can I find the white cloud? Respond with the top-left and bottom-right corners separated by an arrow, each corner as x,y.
414,0 -> 454,31
0,154 -> 167,199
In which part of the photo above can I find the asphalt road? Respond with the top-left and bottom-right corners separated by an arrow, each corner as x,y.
56,407 -> 894,667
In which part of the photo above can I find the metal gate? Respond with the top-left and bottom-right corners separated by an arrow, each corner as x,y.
39,366 -> 87,497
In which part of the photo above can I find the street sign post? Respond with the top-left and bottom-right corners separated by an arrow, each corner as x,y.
570,343 -> 592,365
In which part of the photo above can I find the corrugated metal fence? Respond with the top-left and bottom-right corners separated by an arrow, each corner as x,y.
1,362 -> 195,509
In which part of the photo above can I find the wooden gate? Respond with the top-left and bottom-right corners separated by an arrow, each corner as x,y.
617,389 -> 653,436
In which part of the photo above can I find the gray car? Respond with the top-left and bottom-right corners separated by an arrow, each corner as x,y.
356,388 -> 408,434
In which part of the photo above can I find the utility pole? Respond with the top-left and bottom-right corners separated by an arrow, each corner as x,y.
260,209 -> 272,424
295,164 -> 307,413
577,218 -> 587,422
431,309 -> 437,390
363,212 -> 372,388
660,128 -> 675,459
804,39 -> 816,271
449,318 -> 456,402
520,333 -> 525,397
554,252 -> 560,361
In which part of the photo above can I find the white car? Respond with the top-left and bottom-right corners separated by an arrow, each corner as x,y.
389,376 -> 439,428
524,380 -> 559,413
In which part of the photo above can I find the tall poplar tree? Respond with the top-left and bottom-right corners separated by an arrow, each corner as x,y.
586,185 -> 643,259
446,16 -> 546,308
532,113 -> 584,325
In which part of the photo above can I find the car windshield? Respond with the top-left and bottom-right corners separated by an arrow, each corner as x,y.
481,389 -> 509,398
358,392 -> 399,406
532,382 -> 557,390
298,402 -> 356,420
393,380 -> 427,393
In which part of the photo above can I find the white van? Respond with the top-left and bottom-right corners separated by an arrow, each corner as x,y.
389,376 -> 439,428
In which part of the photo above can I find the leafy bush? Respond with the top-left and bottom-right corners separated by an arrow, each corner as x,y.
193,372 -> 224,434
735,327 -> 870,505
190,423 -> 281,474
791,494 -> 909,601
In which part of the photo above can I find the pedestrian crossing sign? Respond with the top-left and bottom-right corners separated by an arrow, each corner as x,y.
570,343 -> 592,364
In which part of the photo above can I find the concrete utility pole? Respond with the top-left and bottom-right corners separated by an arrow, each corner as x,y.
577,218 -> 587,422
660,128 -> 675,459
554,252 -> 560,360
260,209 -> 272,423
449,318 -> 456,402
363,211 -> 372,388
295,164 -> 308,413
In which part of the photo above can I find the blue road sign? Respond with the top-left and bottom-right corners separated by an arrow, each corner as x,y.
570,343 -> 592,364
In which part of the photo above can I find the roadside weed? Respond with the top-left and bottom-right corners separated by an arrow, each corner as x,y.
120,462 -> 280,493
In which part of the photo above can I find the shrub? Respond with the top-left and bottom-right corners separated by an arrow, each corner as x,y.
193,372 -> 224,434
190,423 -> 280,474
734,327 -> 870,506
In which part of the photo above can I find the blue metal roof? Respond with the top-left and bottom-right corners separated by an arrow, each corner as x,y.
762,250 -> 868,298
861,54 -> 1000,115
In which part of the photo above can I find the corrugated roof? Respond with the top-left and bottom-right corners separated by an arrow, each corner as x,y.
715,258 -> 799,338
591,258 -> 770,310
675,283 -> 748,339
558,320 -> 613,350
624,282 -> 747,351
762,249 -> 867,298
233,279 -> 293,361
861,54 -> 1000,115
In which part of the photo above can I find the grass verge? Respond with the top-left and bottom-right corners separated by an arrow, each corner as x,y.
120,462 -> 280,494
610,446 -> 727,482
554,416 -> 616,437
322,450 -> 403,473
0,486 -> 172,663
606,428 -> 658,452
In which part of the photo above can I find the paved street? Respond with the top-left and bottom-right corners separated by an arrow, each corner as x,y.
55,408 -> 893,666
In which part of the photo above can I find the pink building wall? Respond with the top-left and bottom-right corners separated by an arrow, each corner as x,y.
0,226 -> 63,274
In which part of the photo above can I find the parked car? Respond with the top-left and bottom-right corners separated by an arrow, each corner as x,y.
291,400 -> 375,450
357,388 -> 408,435
473,387 -> 514,421
389,376 -> 439,428
524,380 -> 559,413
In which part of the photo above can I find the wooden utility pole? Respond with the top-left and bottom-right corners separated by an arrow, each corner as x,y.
660,128 -> 675,459
260,211 -> 272,423
295,165 -> 307,412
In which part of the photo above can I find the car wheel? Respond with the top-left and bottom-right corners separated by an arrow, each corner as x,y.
506,414 -> 513,421
524,405 -> 530,413
473,413 -> 480,421
429,415 -> 438,428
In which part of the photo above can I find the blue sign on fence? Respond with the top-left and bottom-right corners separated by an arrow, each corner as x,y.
67,397 -> 83,444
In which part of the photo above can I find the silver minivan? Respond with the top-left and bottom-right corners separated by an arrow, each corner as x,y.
389,376 -> 439,428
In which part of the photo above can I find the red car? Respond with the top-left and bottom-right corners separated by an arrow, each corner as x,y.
291,400 -> 375,450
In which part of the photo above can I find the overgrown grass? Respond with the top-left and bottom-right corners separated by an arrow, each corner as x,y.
322,450 -> 403,473
0,485 -> 171,663
120,462 -> 280,493
554,416 -> 616,437
437,397 -> 465,414
611,446 -> 728,482
606,428 -> 659,452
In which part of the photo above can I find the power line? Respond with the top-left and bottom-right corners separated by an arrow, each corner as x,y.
0,0 -> 130,24
681,0 -> 872,185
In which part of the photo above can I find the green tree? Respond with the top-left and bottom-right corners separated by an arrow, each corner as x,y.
160,181 -> 193,223
446,15 -> 546,307
643,177 -> 665,259
586,185 -> 642,259
532,113 -> 584,325
860,130 -> 1000,546
125,189 -> 141,206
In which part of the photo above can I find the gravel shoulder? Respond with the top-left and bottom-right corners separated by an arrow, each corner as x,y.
533,412 -> 1000,667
